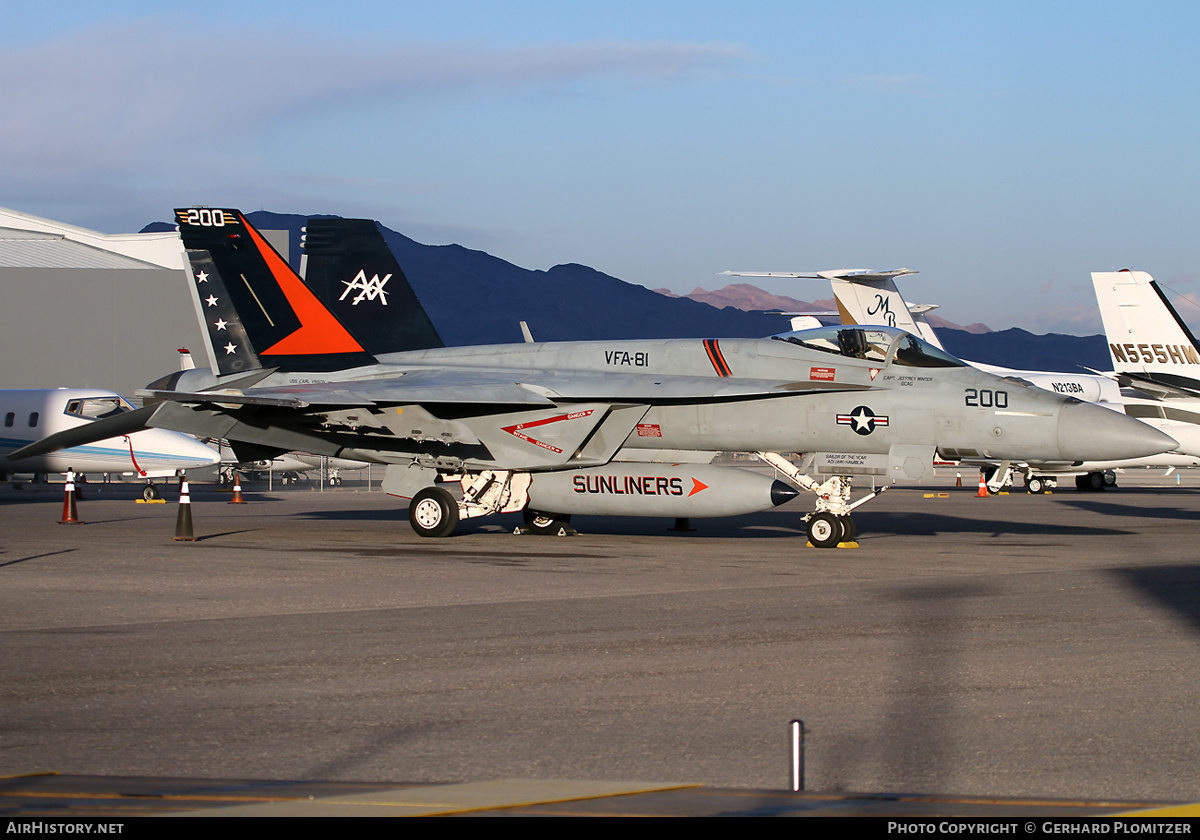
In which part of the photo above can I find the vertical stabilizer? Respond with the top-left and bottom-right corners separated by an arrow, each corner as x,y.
829,275 -> 944,349
174,208 -> 374,375
1092,270 -> 1200,387
300,218 -> 444,355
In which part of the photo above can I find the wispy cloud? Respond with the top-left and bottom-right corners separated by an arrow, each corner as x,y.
0,16 -> 744,178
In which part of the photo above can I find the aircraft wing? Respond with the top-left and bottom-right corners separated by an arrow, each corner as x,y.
145,368 -> 868,411
22,366 -> 871,472
129,369 -> 874,472
1119,372 -> 1200,401
720,269 -> 917,282
141,369 -> 557,410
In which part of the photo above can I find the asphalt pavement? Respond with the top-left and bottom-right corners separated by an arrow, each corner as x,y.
2,471 -> 1198,810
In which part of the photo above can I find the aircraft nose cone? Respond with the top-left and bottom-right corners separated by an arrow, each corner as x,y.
1056,401 -> 1178,462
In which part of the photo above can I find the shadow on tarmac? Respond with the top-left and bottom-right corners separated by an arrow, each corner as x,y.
1111,565 -> 1200,636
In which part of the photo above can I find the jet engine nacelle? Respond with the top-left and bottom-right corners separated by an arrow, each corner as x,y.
995,371 -> 1120,404
527,462 -> 798,518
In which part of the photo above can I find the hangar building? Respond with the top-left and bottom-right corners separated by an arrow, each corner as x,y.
0,207 -> 283,401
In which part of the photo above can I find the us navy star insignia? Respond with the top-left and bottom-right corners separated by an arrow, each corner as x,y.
205,295 -> 218,307
223,342 -> 237,355
214,318 -> 228,331
836,405 -> 890,436
195,271 -> 208,283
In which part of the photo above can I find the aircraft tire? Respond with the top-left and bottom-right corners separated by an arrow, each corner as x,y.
807,512 -> 842,548
837,515 -> 856,542
1087,471 -> 1105,491
1027,476 -> 1044,494
142,484 -> 160,502
523,509 -> 570,535
409,487 -> 459,538
1103,470 -> 1117,487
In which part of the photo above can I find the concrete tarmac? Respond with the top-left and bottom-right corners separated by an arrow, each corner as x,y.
2,472 -> 1199,806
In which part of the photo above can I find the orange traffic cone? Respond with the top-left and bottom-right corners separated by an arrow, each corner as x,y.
174,479 -> 196,541
58,470 -> 84,524
955,472 -> 962,488
229,472 -> 245,504
976,471 -> 989,498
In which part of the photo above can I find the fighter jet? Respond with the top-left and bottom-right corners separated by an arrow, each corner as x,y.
15,209 -> 1175,545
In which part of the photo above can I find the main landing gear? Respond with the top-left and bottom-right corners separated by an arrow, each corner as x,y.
407,470 -> 533,538
522,508 -> 572,536
1023,474 -> 1058,495
1075,470 -> 1117,492
755,452 -> 882,549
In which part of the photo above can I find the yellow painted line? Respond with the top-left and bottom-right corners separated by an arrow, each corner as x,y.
3,790 -> 318,804
165,779 -> 700,817
0,772 -> 59,780
1114,803 -> 1200,817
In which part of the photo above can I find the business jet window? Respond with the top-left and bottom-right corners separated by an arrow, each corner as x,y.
4,412 -> 13,427
28,412 -> 39,427
65,397 -> 132,421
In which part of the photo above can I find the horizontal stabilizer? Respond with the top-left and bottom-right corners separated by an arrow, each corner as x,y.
139,390 -> 317,409
9,404 -> 157,461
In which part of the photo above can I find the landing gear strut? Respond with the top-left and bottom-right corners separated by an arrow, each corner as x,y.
756,451 -> 885,549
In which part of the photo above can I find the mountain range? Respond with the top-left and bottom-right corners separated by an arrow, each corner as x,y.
144,212 -> 1111,373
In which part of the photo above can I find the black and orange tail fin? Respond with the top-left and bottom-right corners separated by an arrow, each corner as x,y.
300,218 -> 444,355
174,208 -> 376,375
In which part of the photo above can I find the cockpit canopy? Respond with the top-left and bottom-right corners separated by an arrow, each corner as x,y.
771,325 -> 966,368
64,396 -> 134,421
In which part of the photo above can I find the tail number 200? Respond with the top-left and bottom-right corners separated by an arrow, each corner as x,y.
965,388 -> 1008,408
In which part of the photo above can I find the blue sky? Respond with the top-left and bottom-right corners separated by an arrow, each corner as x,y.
4,1 -> 1199,334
